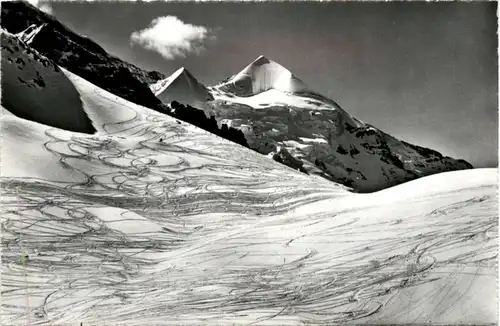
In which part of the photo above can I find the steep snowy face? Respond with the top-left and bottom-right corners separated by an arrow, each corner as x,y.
205,57 -> 473,192
2,2 -> 166,112
1,30 -> 95,133
0,74 -> 496,324
150,67 -> 214,108
215,55 -> 309,96
207,98 -> 472,192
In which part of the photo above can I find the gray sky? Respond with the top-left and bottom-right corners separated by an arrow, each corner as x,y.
47,1 -> 497,167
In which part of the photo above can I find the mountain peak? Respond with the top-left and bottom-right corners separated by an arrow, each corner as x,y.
251,55 -> 272,65
218,55 -> 308,96
149,66 -> 213,107
171,66 -> 187,79
171,67 -> 203,82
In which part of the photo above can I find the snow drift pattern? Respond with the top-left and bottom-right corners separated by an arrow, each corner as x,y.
1,8 -> 496,325
1,1 -> 474,192
1,65 -> 497,324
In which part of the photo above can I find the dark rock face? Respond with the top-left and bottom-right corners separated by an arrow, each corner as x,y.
170,101 -> 250,149
1,1 -> 166,112
271,148 -> 309,174
2,31 -> 96,134
208,96 -> 474,192
336,145 -> 348,155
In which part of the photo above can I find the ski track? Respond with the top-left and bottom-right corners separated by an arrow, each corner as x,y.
1,82 -> 498,325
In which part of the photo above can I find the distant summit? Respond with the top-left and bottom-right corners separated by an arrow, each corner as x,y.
215,55 -> 309,96
150,67 -> 213,108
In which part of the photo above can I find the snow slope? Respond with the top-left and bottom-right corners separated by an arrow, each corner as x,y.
1,30 -> 95,133
2,1 -> 474,192
3,1 -> 166,111
1,59 -> 497,325
149,67 -> 214,109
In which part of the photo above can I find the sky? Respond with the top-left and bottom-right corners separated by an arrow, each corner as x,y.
42,1 -> 497,168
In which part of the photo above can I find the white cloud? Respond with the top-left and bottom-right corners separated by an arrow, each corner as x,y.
130,16 -> 214,60
27,0 -> 53,14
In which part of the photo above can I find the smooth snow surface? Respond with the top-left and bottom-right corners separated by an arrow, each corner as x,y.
1,65 -> 497,325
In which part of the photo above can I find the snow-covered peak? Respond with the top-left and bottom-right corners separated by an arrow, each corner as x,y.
149,66 -> 213,108
217,55 -> 309,96
251,54 -> 273,65
150,67 -> 190,95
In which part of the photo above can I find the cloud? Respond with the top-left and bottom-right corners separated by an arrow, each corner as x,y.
27,0 -> 53,14
130,16 -> 214,60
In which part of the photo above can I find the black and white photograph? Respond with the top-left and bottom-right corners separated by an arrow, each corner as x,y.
0,0 -> 498,325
